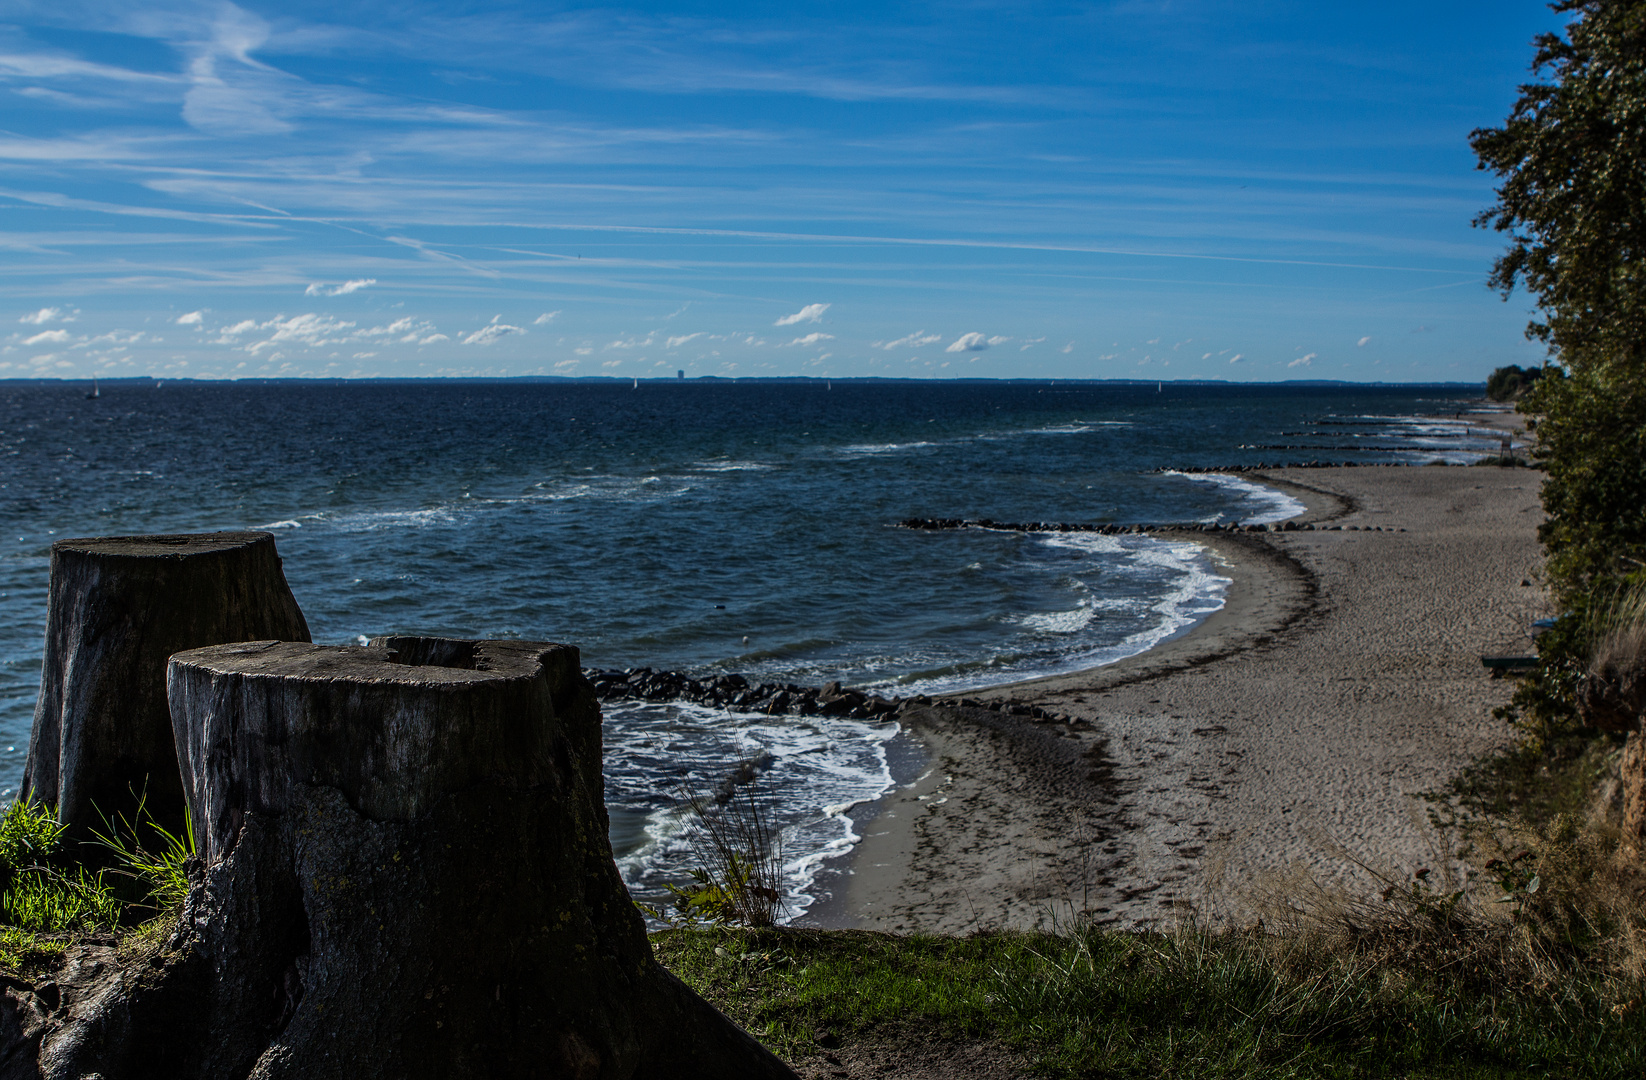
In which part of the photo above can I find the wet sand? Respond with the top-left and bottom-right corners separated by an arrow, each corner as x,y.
832,454 -> 1548,932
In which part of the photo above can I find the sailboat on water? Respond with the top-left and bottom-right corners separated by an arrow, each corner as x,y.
86,377 -> 99,400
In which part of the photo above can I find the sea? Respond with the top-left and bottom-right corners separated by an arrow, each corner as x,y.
0,378 -> 1503,919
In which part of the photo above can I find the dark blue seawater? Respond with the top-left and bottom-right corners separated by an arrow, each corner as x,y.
0,378 -> 1494,915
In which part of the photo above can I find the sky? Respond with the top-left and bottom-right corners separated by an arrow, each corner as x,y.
0,0 -> 1568,382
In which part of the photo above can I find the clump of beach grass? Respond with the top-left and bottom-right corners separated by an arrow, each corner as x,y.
660,784 -> 787,928
0,792 -> 200,976
0,799 -> 120,971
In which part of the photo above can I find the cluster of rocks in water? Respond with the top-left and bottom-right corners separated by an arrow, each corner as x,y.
897,517 -> 1402,535
1166,461 -> 1400,472
581,667 -> 1074,725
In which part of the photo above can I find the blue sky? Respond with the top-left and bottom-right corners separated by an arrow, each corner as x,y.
0,1 -> 1563,381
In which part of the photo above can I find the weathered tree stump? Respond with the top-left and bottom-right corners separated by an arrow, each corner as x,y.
27,637 -> 796,1080
20,532 -> 310,840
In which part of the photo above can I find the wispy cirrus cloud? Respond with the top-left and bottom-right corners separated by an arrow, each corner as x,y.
305,278 -> 376,297
18,306 -> 70,324
666,332 -> 705,348
877,331 -> 940,350
774,303 -> 828,326
785,332 -> 834,347
22,329 -> 71,345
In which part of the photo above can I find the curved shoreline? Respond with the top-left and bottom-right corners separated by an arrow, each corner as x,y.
822,462 -> 1548,932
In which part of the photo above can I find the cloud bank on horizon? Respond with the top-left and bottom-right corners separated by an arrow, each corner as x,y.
0,0 -> 1561,381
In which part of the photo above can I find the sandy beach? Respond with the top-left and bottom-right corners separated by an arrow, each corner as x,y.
831,441 -> 1548,932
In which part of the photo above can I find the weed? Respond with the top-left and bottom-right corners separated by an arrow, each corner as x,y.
91,786 -> 197,915
660,785 -> 786,928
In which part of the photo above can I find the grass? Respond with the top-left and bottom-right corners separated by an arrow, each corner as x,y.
0,792 -> 196,978
655,920 -> 1646,1078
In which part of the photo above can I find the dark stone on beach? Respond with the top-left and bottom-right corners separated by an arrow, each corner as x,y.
15,637 -> 795,1080
21,531 -> 310,845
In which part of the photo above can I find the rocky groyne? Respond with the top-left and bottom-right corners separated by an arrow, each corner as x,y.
581,667 -> 1076,725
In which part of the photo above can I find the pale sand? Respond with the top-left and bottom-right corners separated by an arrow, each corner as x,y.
835,459 -> 1548,933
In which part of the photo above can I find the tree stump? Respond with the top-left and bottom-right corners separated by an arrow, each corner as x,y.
20,532 -> 310,840
28,637 -> 796,1080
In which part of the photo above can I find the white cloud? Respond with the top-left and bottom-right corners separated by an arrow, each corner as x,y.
1020,337 -> 1046,351
987,335 -> 1011,346
1228,354 -> 1245,364
22,329 -> 71,345
305,279 -> 376,297
1289,354 -> 1314,368
217,320 -> 258,337
19,307 -> 65,325
462,316 -> 525,346
243,313 -> 357,354
1357,335 -> 1372,347
879,331 -> 941,350
175,311 -> 204,326
554,359 -> 579,371
574,346 -> 593,355
787,332 -> 834,347
946,332 -> 989,353
774,303 -> 829,326
419,334 -> 449,345
1061,342 -> 1074,354
667,332 -> 705,348
534,311 -> 561,324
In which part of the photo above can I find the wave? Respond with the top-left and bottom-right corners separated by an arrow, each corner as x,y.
890,531 -> 1231,696
1163,470 -> 1307,525
603,701 -> 897,923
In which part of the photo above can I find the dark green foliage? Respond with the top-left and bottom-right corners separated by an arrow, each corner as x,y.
655,925 -> 1646,1078
1473,2 -> 1646,603
1472,1 -> 1646,362
1485,363 -> 1543,402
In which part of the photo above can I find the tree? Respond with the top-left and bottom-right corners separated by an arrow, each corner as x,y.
1485,363 -> 1544,401
1472,0 -> 1646,600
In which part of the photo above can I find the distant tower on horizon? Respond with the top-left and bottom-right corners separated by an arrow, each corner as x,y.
677,370 -> 685,380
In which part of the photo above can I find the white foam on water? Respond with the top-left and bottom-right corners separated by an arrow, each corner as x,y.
254,519 -> 304,530
893,531 -> 1232,697
690,459 -> 776,473
837,440 -> 939,457
328,507 -> 460,533
603,701 -> 897,924
1016,602 -> 1093,634
1163,470 -> 1306,525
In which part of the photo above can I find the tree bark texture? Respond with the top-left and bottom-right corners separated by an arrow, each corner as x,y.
20,532 -> 310,840
23,637 -> 796,1080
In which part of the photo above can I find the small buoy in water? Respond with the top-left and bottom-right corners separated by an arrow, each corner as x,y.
742,636 -> 750,645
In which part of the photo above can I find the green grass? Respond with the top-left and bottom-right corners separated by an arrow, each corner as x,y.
0,799 -> 119,937
655,924 -> 1646,1078
0,794 -> 196,977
